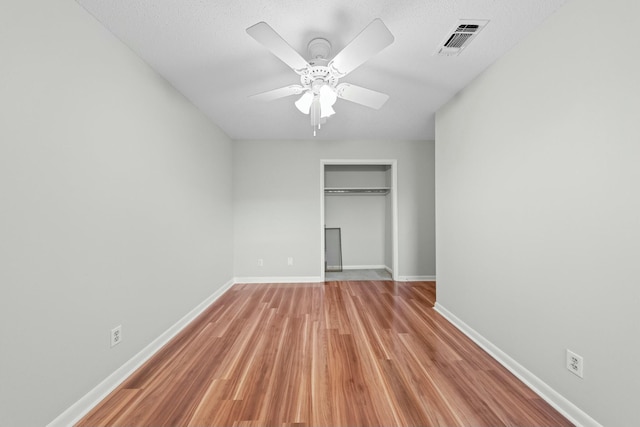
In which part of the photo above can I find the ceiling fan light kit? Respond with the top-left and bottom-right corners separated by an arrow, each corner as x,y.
247,19 -> 394,136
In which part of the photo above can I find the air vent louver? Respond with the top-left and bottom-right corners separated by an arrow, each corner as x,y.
444,33 -> 473,48
436,20 -> 489,56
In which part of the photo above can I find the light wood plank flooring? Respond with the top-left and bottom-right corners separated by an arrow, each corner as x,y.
77,281 -> 572,426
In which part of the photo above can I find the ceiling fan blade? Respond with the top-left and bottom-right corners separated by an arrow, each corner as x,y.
336,83 -> 389,110
328,19 -> 394,77
250,85 -> 305,102
246,22 -> 310,75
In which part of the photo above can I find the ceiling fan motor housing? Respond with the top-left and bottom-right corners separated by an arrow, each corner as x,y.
301,38 -> 337,93
301,66 -> 338,92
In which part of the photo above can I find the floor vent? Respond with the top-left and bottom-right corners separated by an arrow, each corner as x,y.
436,19 -> 489,56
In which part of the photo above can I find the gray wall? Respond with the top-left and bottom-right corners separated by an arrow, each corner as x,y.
233,140 -> 435,279
0,1 -> 234,425
435,0 -> 640,425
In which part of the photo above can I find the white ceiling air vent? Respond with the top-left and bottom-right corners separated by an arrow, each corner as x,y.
436,19 -> 489,56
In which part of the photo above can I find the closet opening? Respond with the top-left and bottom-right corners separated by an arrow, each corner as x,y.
320,160 -> 398,281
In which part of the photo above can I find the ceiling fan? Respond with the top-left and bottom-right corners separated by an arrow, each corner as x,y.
246,19 -> 394,136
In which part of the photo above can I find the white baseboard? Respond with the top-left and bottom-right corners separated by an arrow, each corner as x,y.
342,264 -> 388,271
434,303 -> 603,427
397,275 -> 436,282
234,276 -> 323,284
46,278 -> 236,427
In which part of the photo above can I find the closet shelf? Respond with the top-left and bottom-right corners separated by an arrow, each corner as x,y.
324,187 -> 390,195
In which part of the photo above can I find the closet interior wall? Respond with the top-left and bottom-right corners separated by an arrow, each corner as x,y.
324,165 -> 392,272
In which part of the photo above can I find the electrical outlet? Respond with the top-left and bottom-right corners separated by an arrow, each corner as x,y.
287,257 -> 294,266
566,349 -> 583,378
110,325 -> 122,348
258,258 -> 264,267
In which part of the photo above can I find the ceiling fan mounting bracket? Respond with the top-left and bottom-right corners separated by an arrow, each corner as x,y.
307,38 -> 331,60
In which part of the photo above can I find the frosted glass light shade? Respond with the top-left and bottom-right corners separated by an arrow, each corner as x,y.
319,85 -> 337,118
295,91 -> 313,114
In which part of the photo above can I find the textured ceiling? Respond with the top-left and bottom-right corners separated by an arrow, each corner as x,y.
76,0 -> 566,141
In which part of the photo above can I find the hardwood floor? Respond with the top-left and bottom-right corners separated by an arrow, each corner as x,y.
77,281 -> 572,426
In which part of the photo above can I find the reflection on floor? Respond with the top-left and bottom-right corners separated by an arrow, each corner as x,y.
325,268 -> 392,281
